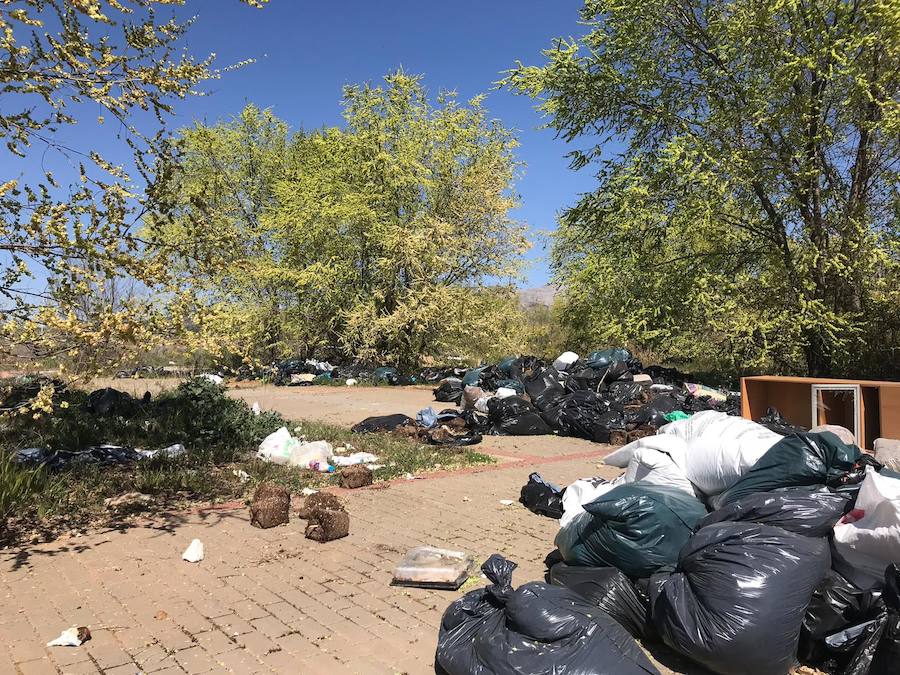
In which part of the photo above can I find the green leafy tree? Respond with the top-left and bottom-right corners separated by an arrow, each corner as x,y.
506,0 -> 900,377
164,72 -> 529,369
0,0 -> 266,397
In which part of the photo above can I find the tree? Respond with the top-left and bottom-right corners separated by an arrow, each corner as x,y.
149,105 -> 292,364
505,0 -> 900,377
0,0 -> 267,389
164,72 -> 529,368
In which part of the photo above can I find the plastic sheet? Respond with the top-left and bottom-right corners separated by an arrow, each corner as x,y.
548,562 -> 651,639
698,489 -> 850,537
435,554 -> 661,675
391,546 -> 474,590
519,473 -> 565,519
651,522 -> 831,675
709,431 -> 861,510
556,483 -> 707,577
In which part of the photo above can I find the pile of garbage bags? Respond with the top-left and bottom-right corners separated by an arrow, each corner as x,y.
430,349 -> 741,446
351,408 -> 483,447
474,412 -> 900,675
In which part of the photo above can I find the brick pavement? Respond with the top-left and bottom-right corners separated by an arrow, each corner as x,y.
1,446 -> 701,675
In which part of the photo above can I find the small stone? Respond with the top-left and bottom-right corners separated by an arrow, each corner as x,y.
154,610 -> 168,621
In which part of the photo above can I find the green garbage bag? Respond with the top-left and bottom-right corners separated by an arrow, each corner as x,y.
462,367 -> 486,387
496,356 -> 518,377
555,484 -> 707,578
709,431 -> 862,510
586,348 -> 632,368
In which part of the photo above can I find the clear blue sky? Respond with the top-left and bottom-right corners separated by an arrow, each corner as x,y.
21,0 -> 605,288
173,0 -> 603,287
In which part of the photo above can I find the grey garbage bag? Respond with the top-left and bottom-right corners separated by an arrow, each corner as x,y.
698,489 -> 850,538
548,562 -> 652,639
651,522 -> 831,675
436,554 -> 661,675
556,483 -> 707,578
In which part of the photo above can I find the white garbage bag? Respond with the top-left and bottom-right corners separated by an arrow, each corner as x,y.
658,410 -> 781,496
604,434 -> 688,469
560,476 -> 623,528
832,470 -> 900,589
624,448 -> 696,496
552,351 -> 580,372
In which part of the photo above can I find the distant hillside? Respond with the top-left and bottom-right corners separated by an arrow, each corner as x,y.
518,285 -> 557,308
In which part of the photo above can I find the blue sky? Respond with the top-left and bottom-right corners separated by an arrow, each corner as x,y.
20,0 -> 604,287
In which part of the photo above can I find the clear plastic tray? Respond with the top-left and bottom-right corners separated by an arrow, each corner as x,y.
391,546 -> 475,590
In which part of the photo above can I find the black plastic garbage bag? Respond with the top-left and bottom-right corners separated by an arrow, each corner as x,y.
651,522 -> 831,675
522,366 -> 567,411
519,473 -> 564,519
18,444 -> 143,470
556,484 -> 707,577
86,387 -> 136,416
433,378 -> 464,404
709,432 -> 862,509
623,395 -> 681,428
607,381 -> 646,404
541,391 -> 613,443
759,406 -> 808,435
436,554 -> 661,675
548,562 -> 652,640
698,490 -> 851,538
351,414 -> 413,433
799,570 -> 883,665
838,564 -> 900,675
487,396 -> 552,436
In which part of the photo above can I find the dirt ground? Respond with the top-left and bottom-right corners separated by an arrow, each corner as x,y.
11,379 -> 696,674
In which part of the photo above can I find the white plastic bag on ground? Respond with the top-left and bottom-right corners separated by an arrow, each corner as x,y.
332,452 -> 378,467
289,440 -> 333,469
624,448 -> 696,496
182,539 -> 204,563
47,627 -> 90,647
832,470 -> 900,589
257,427 -> 293,465
658,410 -> 781,496
552,351 -> 580,372
198,373 -> 224,385
496,387 -> 517,399
560,476 -> 623,528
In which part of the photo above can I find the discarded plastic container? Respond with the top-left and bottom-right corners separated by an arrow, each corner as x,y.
391,546 -> 475,590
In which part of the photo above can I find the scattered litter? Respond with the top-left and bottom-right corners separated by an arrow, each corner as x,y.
251,401 -> 261,415
300,487 -> 318,496
154,610 -> 168,621
232,469 -> 250,483
47,626 -> 91,647
182,539 -> 204,563
331,452 -> 378,467
462,496 -> 470,502
249,483 -> 290,529
345,378 -> 358,386
257,427 -> 334,470
499,499 -> 514,506
391,546 -> 474,590
198,373 -> 224,385
139,443 -> 186,460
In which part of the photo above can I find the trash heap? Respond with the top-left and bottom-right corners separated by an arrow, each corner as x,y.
430,349 -> 739,445
273,359 -> 459,386
480,413 -> 900,675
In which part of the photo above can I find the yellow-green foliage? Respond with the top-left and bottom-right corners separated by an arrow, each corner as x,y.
157,72 -> 530,368
506,0 -> 900,378
0,0 -> 267,378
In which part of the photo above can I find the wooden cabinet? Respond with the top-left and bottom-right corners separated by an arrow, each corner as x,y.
741,376 -> 900,450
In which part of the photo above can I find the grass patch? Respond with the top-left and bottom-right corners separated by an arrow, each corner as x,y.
0,377 -> 494,545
